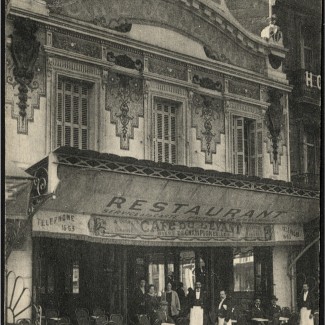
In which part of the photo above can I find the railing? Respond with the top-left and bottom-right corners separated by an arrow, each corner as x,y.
291,173 -> 320,189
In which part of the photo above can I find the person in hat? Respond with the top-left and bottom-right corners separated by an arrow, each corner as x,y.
153,300 -> 175,325
251,297 -> 267,325
146,284 -> 160,324
267,295 -> 281,325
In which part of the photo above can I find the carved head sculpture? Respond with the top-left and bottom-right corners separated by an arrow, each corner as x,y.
11,18 -> 40,83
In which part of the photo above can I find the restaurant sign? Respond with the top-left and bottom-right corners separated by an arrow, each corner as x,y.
33,211 -> 304,245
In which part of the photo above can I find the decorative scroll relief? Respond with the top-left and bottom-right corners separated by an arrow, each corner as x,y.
190,92 -> 224,164
106,49 -> 143,72
148,56 -> 188,81
227,77 -> 260,100
105,72 -> 144,150
52,31 -> 101,59
265,88 -> 286,175
7,18 -> 46,134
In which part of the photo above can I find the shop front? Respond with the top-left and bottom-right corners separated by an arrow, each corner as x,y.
30,147 -> 318,323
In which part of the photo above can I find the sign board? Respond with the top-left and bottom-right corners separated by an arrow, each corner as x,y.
33,211 -> 304,245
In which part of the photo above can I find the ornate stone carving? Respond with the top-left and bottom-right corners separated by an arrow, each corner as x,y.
93,16 -> 132,32
10,18 -> 40,120
46,0 -> 266,73
228,77 -> 260,100
190,92 -> 224,164
192,74 -> 223,91
148,56 -> 188,81
52,31 -> 101,58
105,72 -> 144,150
265,88 -> 285,174
45,0 -> 79,14
203,45 -> 232,65
107,51 -> 143,71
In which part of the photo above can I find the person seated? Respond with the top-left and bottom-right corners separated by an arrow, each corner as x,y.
251,297 -> 267,325
145,285 -> 160,324
153,300 -> 175,325
267,295 -> 281,325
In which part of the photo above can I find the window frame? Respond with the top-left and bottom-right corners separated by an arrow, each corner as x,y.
231,115 -> 263,177
47,60 -> 102,153
149,95 -> 187,165
56,77 -> 91,150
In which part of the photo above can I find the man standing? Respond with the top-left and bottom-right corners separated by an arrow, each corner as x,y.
298,283 -> 315,325
134,279 -> 147,315
188,282 -> 208,325
216,290 -> 232,325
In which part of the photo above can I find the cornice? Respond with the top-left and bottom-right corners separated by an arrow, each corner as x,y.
8,8 -> 292,92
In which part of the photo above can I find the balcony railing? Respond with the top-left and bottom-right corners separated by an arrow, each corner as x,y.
291,173 -> 320,189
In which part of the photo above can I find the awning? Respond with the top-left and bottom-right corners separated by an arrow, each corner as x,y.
5,161 -> 34,219
32,151 -> 319,246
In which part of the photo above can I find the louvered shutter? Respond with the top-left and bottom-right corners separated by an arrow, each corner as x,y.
249,120 -> 256,176
56,78 -> 89,150
233,116 -> 245,174
256,121 -> 263,177
153,101 -> 177,164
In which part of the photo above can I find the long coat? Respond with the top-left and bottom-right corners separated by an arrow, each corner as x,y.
161,290 -> 181,316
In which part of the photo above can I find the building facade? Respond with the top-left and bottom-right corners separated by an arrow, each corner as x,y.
5,0 -> 320,324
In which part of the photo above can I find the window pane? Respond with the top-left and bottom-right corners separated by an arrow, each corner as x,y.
233,248 -> 254,292
179,251 -> 195,295
57,78 -> 89,150
72,262 -> 79,294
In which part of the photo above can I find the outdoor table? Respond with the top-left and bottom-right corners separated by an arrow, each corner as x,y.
279,317 -> 289,323
49,317 -> 62,324
91,316 -> 100,319
231,320 -> 237,323
251,318 -> 270,323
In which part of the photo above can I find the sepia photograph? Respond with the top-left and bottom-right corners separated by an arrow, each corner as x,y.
4,1 -> 322,325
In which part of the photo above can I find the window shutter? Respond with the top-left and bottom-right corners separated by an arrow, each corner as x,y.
256,121 -> 263,177
233,116 -> 245,174
249,120 -> 256,176
153,101 -> 177,164
56,78 -> 89,150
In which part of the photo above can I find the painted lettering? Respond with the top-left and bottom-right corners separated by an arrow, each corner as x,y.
172,203 -> 189,213
141,220 -> 149,232
223,209 -> 241,219
256,210 -> 273,219
206,207 -> 223,217
272,211 -> 286,219
184,206 -> 200,215
106,196 -> 126,208
129,199 -> 147,211
149,202 -> 168,212
240,210 -> 255,218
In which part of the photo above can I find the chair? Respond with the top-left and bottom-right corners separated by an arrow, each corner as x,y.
45,309 -> 59,325
280,307 -> 291,318
76,308 -> 91,325
58,317 -> 71,325
137,314 -> 150,325
95,315 -> 110,325
76,308 -> 90,319
93,307 -> 106,317
76,318 -> 92,325
110,314 -> 123,325
16,319 -> 32,325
